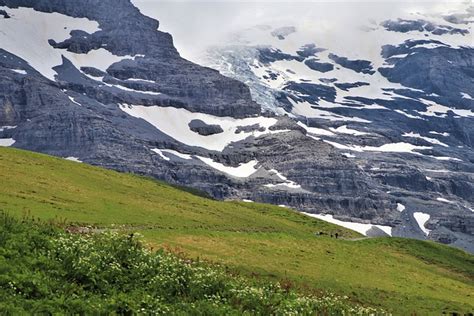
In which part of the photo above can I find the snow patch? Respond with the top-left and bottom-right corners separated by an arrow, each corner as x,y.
0,6 -> 100,81
394,110 -> 425,120
103,82 -> 162,95
429,131 -> 450,137
417,99 -> 474,118
264,169 -> 302,189
324,140 -> 431,154
413,212 -> 431,236
10,69 -> 27,75
329,125 -> 369,136
197,157 -> 259,178
0,126 -> 17,132
0,138 -> 15,147
461,92 -> 473,100
68,96 -> 82,106
155,149 -> 193,160
436,197 -> 455,204
126,78 -> 156,84
151,148 -> 171,161
303,213 -> 392,236
429,156 -> 462,162
297,121 -> 334,136
402,132 -> 449,147
397,203 -> 406,212
120,104 -> 278,151
65,157 -> 82,163
290,99 -> 371,123
341,152 -> 356,158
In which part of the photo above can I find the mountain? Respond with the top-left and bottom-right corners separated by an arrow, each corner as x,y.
0,0 -> 473,252
1,147 -> 473,314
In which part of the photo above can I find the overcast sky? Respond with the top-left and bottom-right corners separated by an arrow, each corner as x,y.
132,1 -> 472,61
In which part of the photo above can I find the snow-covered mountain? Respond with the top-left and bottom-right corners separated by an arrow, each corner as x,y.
190,2 -> 474,250
0,0 -> 473,252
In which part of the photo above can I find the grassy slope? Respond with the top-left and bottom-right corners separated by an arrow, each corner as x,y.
0,147 -> 473,315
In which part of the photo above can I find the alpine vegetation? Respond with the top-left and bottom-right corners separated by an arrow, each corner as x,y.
0,212 -> 384,315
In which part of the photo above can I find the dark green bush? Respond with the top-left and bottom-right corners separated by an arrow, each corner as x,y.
0,212 -> 385,315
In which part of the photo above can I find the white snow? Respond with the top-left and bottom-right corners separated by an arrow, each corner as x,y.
264,168 -> 302,189
0,6 -> 100,81
103,82 -> 162,95
413,212 -> 431,236
329,125 -> 369,136
120,104 -> 278,151
423,169 -> 450,173
410,42 -> 448,50
341,152 -> 356,158
429,131 -> 450,137
417,99 -> 474,118
264,183 -> 302,189
429,156 -> 462,162
297,121 -> 335,136
303,213 -> 392,236
397,203 -> 406,212
126,78 -> 156,84
0,126 -> 17,132
461,92 -> 473,100
139,1 -> 473,121
436,197 -> 455,204
402,132 -> 449,147
68,96 -> 82,106
152,147 -> 259,178
0,7 -> 144,82
394,110 -> 425,120
153,148 -> 193,160
65,157 -> 82,163
360,142 -> 431,153
10,69 -> 27,75
0,138 -> 15,147
196,157 -> 259,178
290,99 -> 371,123
63,49 -> 136,76
324,140 -> 431,154
150,148 -> 171,161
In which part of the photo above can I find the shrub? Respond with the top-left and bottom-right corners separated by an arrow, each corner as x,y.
0,212 -> 386,315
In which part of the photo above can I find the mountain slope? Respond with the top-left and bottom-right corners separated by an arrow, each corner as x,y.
1,212 -> 385,315
0,0 -> 472,251
194,3 -> 474,250
0,147 -> 473,315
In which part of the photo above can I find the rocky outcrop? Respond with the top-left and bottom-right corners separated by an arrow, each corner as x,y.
0,0 -> 473,253
189,120 -> 223,136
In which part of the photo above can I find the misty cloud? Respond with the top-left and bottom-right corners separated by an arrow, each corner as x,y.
132,1 -> 472,62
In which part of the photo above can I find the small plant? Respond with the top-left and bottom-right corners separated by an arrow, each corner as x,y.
0,212 -> 387,315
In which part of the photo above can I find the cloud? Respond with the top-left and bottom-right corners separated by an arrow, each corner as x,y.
132,1 -> 471,61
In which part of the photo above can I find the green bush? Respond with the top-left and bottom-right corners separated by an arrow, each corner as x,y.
0,212 -> 385,315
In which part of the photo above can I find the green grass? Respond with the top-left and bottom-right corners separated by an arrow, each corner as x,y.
1,147 -> 473,315
1,213 -> 381,314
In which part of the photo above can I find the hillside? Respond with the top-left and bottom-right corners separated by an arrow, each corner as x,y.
0,212 -> 382,314
1,1 -> 472,251
0,147 -> 473,315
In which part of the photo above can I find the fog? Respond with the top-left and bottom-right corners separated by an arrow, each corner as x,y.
132,1 -> 471,62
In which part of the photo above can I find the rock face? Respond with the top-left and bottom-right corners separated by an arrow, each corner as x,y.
201,8 -> 474,251
0,0 -> 473,252
189,120 -> 223,136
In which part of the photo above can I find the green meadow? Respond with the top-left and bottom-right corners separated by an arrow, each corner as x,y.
1,147 -> 473,315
